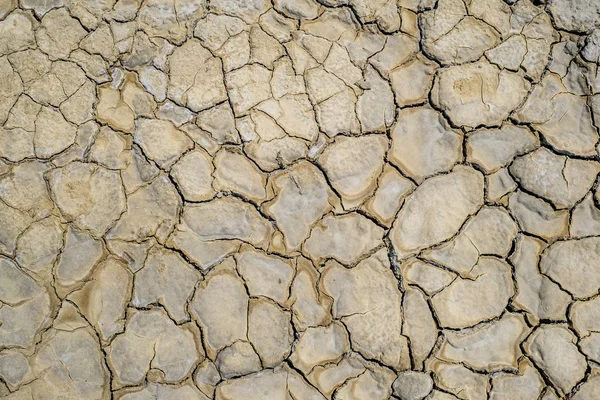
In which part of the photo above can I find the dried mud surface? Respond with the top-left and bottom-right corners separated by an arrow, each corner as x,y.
1,0 -> 600,398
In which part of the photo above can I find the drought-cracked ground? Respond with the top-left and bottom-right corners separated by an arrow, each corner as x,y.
1,0 -> 600,399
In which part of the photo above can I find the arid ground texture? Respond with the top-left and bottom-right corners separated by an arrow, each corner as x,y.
1,0 -> 600,398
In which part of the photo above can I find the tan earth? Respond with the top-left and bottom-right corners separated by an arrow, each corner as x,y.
0,0 -> 599,399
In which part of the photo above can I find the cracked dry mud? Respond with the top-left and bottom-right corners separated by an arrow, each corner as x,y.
2,0 -> 600,399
